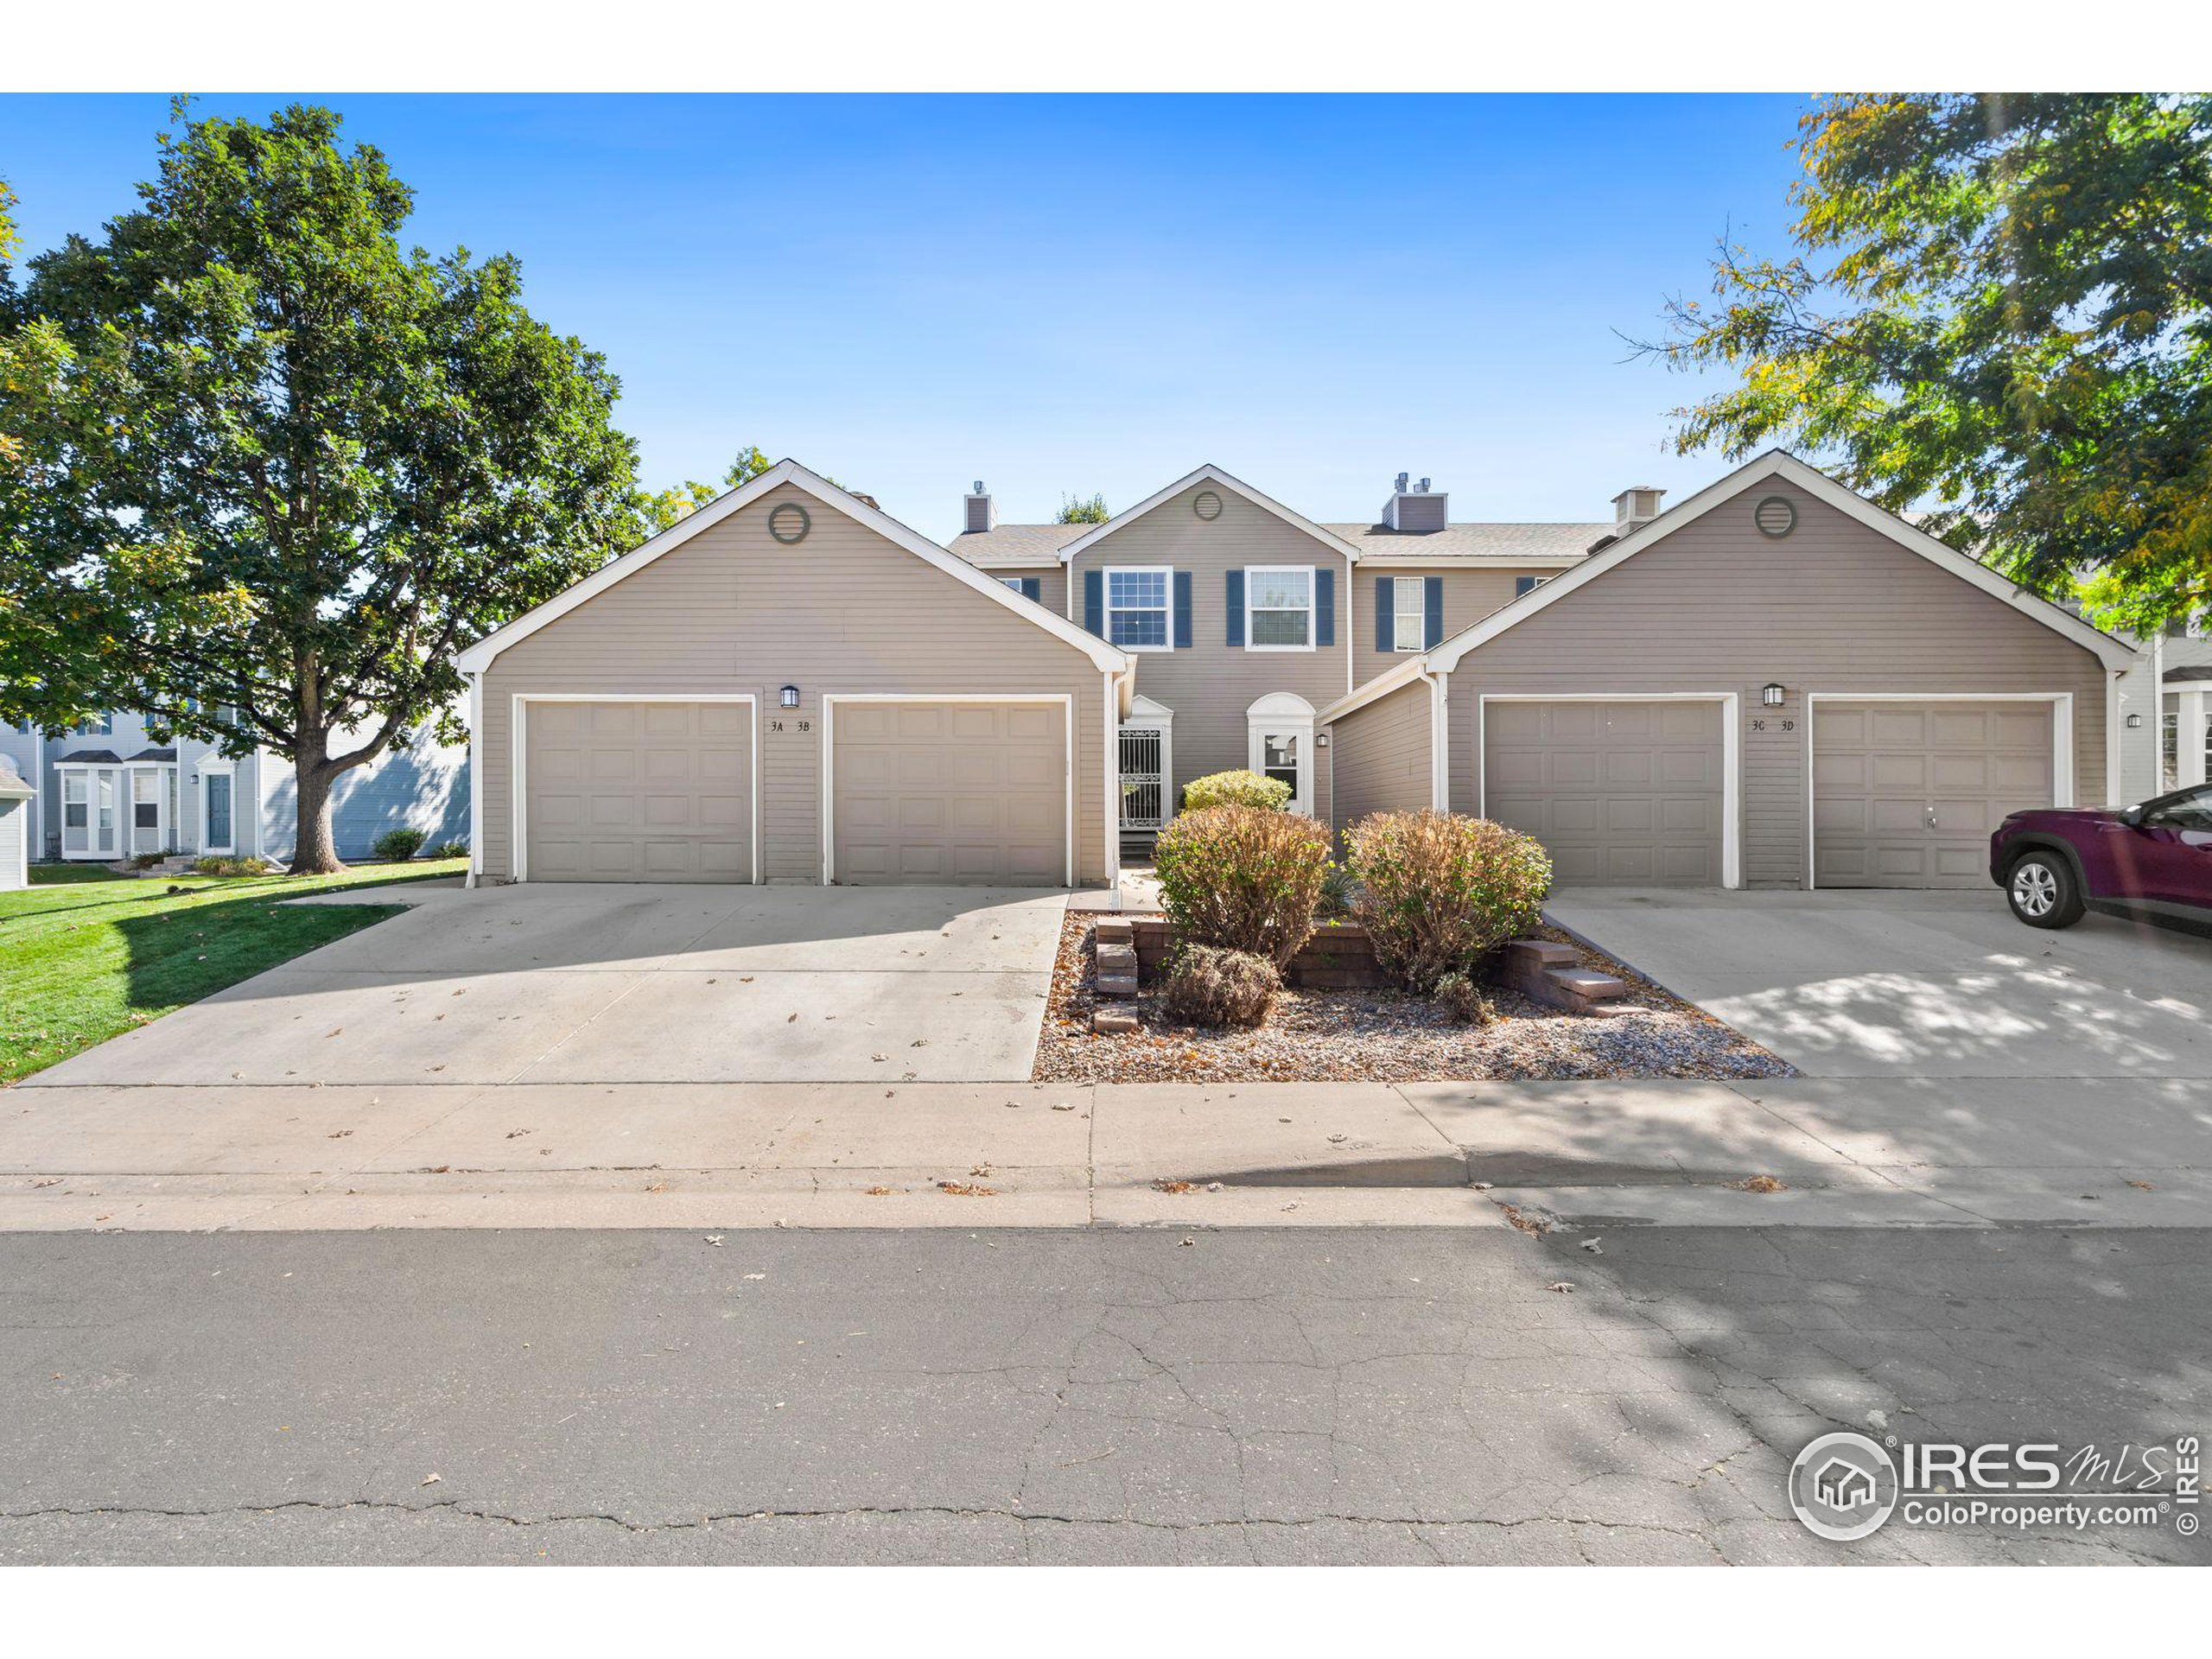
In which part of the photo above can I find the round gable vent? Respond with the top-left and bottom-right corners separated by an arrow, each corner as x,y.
768,502 -> 811,544
1754,495 -> 1797,538
1192,489 -> 1224,521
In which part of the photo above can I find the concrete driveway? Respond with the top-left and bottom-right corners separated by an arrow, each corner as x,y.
22,884 -> 1070,1088
1547,887 -> 2212,1079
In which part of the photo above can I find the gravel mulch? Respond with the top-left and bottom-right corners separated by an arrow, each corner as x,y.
1033,912 -> 1795,1084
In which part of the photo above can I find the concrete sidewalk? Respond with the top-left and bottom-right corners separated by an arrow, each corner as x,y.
3,1077 -> 2206,1232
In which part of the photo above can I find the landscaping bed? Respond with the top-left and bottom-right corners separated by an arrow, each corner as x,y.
1033,912 -> 1795,1084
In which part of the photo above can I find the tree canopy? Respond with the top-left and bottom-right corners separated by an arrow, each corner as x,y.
0,103 -> 642,869
1635,94 -> 2212,633
1056,492 -> 1110,525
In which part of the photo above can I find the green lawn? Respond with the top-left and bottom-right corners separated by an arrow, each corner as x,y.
0,857 -> 467,1085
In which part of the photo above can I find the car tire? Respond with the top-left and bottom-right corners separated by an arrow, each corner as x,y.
2006,850 -> 2085,929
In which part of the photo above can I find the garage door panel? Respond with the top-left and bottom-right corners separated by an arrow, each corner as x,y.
524,701 -> 753,883
1484,701 -> 1724,888
1813,701 -> 2053,888
833,700 -> 1066,887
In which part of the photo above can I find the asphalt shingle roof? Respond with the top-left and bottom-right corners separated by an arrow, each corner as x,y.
950,519 -> 1607,568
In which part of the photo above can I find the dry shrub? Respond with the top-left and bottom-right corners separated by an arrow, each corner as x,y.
1434,970 -> 1497,1027
1345,810 -> 1551,991
1163,943 -> 1281,1029
1154,804 -> 1331,966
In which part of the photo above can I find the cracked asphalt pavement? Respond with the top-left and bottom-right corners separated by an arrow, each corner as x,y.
2,1226 -> 2205,1565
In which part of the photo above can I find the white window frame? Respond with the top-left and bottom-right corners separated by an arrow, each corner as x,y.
1103,566 -> 1174,653
1244,565 -> 1316,652
61,772 -> 88,832
1390,575 -> 1425,653
200,760 -> 237,855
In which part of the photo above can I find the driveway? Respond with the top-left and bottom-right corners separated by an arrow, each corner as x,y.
1546,887 -> 2212,1079
21,884 -> 1069,1088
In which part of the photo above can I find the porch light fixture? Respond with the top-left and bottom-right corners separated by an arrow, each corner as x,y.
1761,683 -> 1787,707
2126,712 -> 2145,728
779,684 -> 801,709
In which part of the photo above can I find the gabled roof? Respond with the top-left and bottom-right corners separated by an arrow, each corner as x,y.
1423,450 -> 2138,674
455,459 -> 1129,676
52,748 -> 123,766
1052,464 -> 1366,564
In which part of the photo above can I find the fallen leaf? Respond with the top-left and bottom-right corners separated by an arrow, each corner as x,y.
421,1472 -> 442,1486
2126,1179 -> 2156,1191
1153,1179 -> 1196,1194
1729,1174 -> 1787,1193
937,1180 -> 995,1197
1546,1281 -> 1576,1294
864,1185 -> 893,1197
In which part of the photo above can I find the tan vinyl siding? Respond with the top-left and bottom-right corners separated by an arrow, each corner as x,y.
1354,567 -> 1556,687
1445,480 -> 2108,889
1067,483 -> 1351,820
480,482 -> 1112,885
1325,676 -> 1433,834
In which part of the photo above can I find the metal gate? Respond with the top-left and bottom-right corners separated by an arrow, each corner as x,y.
1118,726 -> 1167,830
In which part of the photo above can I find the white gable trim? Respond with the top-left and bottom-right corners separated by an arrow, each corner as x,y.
1424,451 -> 2137,675
455,459 -> 1128,676
1318,655 -> 1428,725
1054,463 -> 1366,565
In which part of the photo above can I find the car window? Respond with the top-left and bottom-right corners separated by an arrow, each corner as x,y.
2146,786 -> 2212,833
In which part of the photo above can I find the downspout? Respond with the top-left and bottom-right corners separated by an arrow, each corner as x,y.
466,671 -> 485,888
1425,667 -> 1451,813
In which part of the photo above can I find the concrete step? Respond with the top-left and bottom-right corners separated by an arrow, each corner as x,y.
1095,942 -> 1138,975
1095,974 -> 1140,999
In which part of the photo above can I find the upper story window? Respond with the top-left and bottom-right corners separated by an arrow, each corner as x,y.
1391,577 -> 1425,652
1106,567 -> 1172,650
1246,566 -> 1314,650
1515,575 -> 1552,599
75,712 -> 113,736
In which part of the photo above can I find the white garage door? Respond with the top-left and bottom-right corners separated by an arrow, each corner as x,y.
1484,699 -> 1726,886
1813,701 -> 2054,888
524,700 -> 753,882
831,700 -> 1067,886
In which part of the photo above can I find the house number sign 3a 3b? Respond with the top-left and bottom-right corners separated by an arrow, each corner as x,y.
769,718 -> 813,734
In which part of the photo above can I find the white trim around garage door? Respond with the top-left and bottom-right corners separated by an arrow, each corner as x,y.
1475,693 -> 1742,890
1802,691 -> 2073,893
509,694 -> 762,886
820,694 -> 1077,888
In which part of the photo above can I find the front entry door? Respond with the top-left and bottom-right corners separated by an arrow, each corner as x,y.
203,770 -> 235,854
1254,729 -> 1309,816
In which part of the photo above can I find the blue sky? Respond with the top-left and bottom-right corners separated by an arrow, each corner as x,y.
0,93 -> 1811,541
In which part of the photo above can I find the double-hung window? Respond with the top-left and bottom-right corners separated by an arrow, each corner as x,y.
1391,577 -> 1425,652
1246,567 -> 1314,650
1106,568 -> 1172,650
62,773 -> 87,830
75,712 -> 112,736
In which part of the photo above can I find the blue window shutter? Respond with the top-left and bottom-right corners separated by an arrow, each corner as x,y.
1084,569 -> 1103,636
1173,570 -> 1193,649
1423,576 -> 1444,649
1375,575 -> 1392,652
1315,568 -> 1335,647
1020,576 -> 1041,603
1225,569 -> 1245,646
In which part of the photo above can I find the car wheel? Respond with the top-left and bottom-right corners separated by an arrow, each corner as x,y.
2007,851 -> 2085,929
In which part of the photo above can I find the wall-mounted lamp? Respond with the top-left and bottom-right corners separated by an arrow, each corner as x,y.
2126,712 -> 2145,728
779,684 -> 801,709
1761,683 -> 1787,708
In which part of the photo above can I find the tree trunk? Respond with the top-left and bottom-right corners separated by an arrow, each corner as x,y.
288,730 -> 346,875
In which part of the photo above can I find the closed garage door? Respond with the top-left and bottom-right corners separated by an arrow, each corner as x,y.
1484,699 -> 1724,886
832,700 -> 1066,885
1813,701 -> 2054,888
524,700 -> 753,882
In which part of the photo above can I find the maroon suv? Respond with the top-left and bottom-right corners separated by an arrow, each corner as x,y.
1991,785 -> 2212,930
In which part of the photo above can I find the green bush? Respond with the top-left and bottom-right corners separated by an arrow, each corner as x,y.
1179,768 -> 1292,812
1163,943 -> 1281,1029
192,855 -> 273,877
372,827 -> 430,861
1345,810 -> 1551,991
431,839 -> 469,860
1434,970 -> 1497,1027
1154,804 -> 1332,966
130,850 -> 168,870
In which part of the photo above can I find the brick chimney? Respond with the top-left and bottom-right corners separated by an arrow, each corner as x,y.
1382,472 -> 1447,533
963,480 -> 995,535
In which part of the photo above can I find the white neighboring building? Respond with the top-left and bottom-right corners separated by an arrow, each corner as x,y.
2113,625 -> 2212,803
0,710 -> 468,866
0,756 -> 32,889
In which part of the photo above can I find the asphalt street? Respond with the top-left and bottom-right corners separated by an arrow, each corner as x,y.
2,1226 -> 2204,1565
